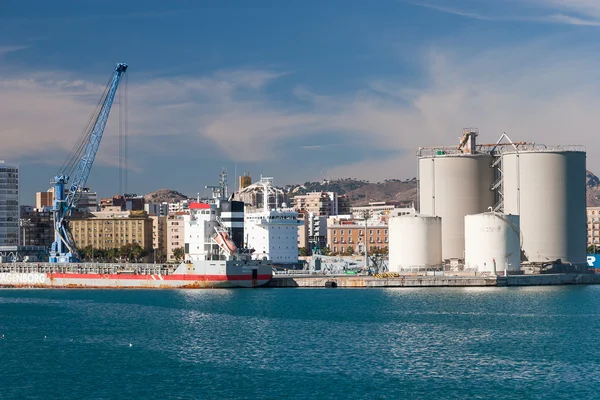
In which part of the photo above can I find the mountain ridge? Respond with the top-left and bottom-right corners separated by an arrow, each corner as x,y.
144,170 -> 600,207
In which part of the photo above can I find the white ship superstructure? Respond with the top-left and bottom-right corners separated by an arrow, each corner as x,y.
183,202 -> 219,261
245,177 -> 302,265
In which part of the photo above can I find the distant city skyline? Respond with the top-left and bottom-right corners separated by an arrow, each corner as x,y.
2,0 -> 600,203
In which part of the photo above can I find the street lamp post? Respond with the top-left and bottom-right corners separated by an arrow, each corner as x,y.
154,248 -> 156,264
362,210 -> 371,270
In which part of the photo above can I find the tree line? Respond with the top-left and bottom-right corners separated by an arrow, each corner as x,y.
76,245 -> 186,263
78,244 -> 152,263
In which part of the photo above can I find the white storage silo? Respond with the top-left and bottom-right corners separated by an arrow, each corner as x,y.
502,150 -> 586,265
464,213 -> 521,273
388,214 -> 442,272
419,154 -> 495,260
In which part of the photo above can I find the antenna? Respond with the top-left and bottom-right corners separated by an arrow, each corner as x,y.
234,163 -> 238,192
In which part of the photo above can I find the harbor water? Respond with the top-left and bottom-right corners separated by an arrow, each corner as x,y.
1,286 -> 600,399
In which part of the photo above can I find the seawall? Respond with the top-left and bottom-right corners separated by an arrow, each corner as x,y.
267,273 -> 600,288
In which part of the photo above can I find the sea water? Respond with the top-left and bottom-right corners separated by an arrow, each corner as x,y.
1,286 -> 599,399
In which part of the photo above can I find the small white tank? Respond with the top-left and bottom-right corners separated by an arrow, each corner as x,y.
388,214 -> 442,272
464,213 -> 521,273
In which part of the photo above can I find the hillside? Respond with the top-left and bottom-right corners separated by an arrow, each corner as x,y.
143,189 -> 189,204
343,179 -> 418,206
284,178 -> 371,196
587,171 -> 600,206
144,170 -> 600,207
285,170 -> 600,207
283,178 -> 418,206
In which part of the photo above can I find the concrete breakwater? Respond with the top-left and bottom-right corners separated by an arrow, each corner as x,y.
267,273 -> 600,288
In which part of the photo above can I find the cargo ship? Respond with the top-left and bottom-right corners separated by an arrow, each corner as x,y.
0,197 -> 273,288
0,259 -> 272,289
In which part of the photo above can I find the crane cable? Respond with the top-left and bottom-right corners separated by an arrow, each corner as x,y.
58,73 -> 113,179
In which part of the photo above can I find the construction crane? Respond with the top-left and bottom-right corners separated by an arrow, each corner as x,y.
49,63 -> 128,263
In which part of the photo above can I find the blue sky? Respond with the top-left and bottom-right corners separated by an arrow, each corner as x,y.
2,0 -> 600,203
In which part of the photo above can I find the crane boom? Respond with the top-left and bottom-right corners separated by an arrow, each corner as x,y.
49,62 -> 128,263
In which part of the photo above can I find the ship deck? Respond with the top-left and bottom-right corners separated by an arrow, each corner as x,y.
0,262 -> 178,276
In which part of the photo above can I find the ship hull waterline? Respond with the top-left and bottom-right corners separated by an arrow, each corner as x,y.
0,273 -> 272,289
0,261 -> 274,289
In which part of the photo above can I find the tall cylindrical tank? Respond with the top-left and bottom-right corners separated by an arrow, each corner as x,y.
464,213 -> 521,273
388,214 -> 442,272
501,150 -> 586,265
419,154 -> 495,260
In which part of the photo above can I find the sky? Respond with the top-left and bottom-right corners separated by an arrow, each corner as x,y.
2,0 -> 600,203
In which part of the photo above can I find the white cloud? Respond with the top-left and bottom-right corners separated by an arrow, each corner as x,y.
533,0 -> 600,18
2,38 -> 600,185
405,0 -> 600,26
0,45 -> 28,57
0,68 -> 289,169
325,42 -> 600,179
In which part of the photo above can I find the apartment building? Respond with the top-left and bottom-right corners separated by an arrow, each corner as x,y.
587,207 -> 600,248
42,187 -> 98,212
166,213 -> 186,262
150,215 -> 168,262
70,210 -> 153,253
35,191 -> 53,209
298,211 -> 309,249
145,202 -> 169,216
351,202 -> 416,219
326,217 -> 388,255
19,206 -> 53,248
0,161 -> 19,246
293,191 -> 350,216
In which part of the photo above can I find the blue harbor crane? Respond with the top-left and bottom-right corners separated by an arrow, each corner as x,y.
49,63 -> 128,263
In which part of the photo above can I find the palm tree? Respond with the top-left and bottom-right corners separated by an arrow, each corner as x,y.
173,247 -> 185,262
345,246 -> 354,256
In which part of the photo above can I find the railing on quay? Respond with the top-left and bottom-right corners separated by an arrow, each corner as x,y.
417,143 -> 586,158
0,262 -> 177,276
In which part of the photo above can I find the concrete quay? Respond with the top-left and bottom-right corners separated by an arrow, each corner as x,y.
267,273 -> 600,288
